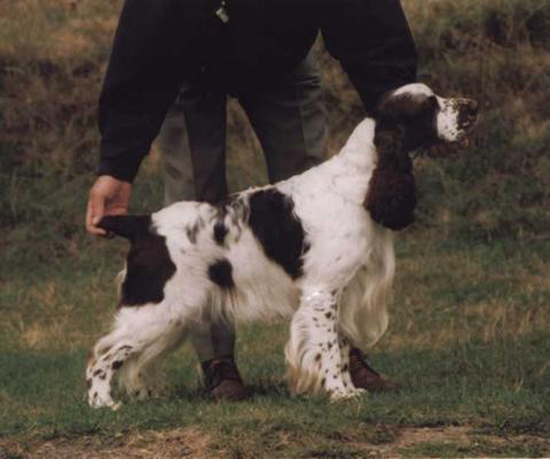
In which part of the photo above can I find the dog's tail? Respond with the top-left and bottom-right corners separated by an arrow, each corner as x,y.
97,215 -> 152,241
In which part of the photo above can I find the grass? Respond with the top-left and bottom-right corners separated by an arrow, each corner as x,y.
1,0 -> 550,456
1,234 -> 549,457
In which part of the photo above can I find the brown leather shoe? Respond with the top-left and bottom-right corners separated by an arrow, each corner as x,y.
349,348 -> 400,392
201,356 -> 249,401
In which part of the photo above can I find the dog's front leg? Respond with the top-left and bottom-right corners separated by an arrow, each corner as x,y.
286,290 -> 364,401
337,335 -> 358,394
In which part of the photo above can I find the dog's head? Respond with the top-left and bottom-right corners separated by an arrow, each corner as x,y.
374,83 -> 478,151
365,83 -> 478,231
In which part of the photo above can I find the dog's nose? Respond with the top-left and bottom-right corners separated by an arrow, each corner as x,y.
465,99 -> 478,116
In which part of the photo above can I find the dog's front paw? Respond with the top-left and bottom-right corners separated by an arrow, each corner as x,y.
89,397 -> 122,411
329,387 -> 366,402
88,390 -> 122,410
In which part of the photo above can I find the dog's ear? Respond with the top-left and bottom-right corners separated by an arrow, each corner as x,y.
364,155 -> 417,231
365,123 -> 417,231
98,215 -> 152,241
374,125 -> 405,158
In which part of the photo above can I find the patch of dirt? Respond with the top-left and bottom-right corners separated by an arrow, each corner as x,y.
357,426 -> 549,458
365,426 -> 471,456
0,428 -> 212,459
400,425 -> 471,446
1,426 -> 549,458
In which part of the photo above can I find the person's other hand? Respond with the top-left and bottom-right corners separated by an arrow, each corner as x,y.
86,175 -> 132,236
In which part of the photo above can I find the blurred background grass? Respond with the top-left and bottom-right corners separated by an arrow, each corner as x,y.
1,0 -> 549,244
1,0 -> 549,386
0,1 -> 549,455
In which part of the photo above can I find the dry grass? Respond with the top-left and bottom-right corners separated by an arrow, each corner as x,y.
385,237 -> 550,351
3,424 -> 547,458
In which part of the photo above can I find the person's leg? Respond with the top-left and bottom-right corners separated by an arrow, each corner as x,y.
158,83 -> 246,399
159,83 -> 228,206
239,52 -> 328,182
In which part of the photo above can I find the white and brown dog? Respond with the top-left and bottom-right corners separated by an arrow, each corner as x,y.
86,83 -> 478,409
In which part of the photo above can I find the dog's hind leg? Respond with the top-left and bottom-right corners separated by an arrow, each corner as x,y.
285,290 -> 365,401
117,324 -> 188,401
86,337 -> 134,410
86,305 -> 188,409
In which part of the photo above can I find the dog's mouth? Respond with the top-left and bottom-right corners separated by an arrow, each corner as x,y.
454,131 -> 474,149
455,120 -> 478,149
425,115 -> 478,157
454,102 -> 479,148
456,136 -> 471,149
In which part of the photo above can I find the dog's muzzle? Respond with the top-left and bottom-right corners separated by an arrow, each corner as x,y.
456,98 -> 479,148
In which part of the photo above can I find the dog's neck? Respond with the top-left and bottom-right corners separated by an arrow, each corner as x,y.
322,117 -> 417,230
315,118 -> 376,204
337,118 -> 378,171
336,117 -> 414,167
333,118 -> 415,183
302,117 -> 417,230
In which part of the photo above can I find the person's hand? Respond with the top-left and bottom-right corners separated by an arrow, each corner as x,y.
86,175 -> 132,236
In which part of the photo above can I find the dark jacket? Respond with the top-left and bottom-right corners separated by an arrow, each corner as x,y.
98,0 -> 417,182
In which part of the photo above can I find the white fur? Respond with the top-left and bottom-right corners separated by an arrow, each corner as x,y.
394,83 -> 469,143
393,82 -> 432,97
86,83 -> 473,408
436,97 -> 464,142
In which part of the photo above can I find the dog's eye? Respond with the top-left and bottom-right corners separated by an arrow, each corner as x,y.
427,95 -> 439,110
418,95 -> 438,117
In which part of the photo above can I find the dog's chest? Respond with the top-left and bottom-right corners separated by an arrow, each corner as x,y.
317,202 -> 369,240
294,181 -> 371,238
295,192 -> 374,281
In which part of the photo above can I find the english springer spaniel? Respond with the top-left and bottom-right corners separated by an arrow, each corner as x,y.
86,83 -> 478,409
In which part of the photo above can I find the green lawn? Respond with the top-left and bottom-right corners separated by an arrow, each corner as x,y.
2,230 -> 549,457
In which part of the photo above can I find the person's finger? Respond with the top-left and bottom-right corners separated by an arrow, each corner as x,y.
86,190 -> 107,236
